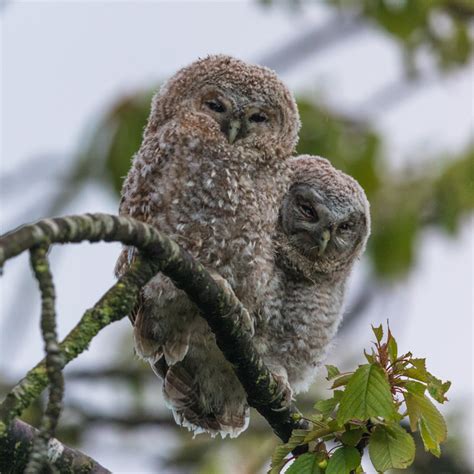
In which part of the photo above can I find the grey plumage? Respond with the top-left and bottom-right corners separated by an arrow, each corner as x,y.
254,155 -> 371,395
116,55 -> 300,437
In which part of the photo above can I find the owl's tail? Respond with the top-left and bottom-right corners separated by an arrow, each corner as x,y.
153,359 -> 249,439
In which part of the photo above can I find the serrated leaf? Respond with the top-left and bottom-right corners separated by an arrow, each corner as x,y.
405,380 -> 426,396
331,373 -> 353,389
364,349 -> 376,364
372,324 -> 383,343
286,453 -> 322,474
326,365 -> 341,380
326,446 -> 361,474
404,367 -> 428,382
336,364 -> 396,424
387,331 -> 398,363
404,391 -> 447,456
368,423 -> 415,471
427,374 -> 451,403
403,358 -> 429,382
333,390 -> 344,401
341,428 -> 364,447
411,358 -> 427,371
269,429 -> 310,473
314,397 -> 338,417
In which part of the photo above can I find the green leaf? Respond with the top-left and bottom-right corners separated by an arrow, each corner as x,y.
326,365 -> 341,380
387,330 -> 398,363
331,374 -> 353,389
405,380 -> 426,396
426,374 -> 451,403
326,446 -> 361,474
336,364 -> 396,424
403,358 -> 429,382
404,391 -> 447,456
372,324 -> 384,343
368,423 -> 415,471
333,390 -> 344,401
286,453 -> 322,474
364,349 -> 376,364
269,429 -> 310,473
303,425 -> 335,444
341,428 -> 364,447
314,397 -> 338,417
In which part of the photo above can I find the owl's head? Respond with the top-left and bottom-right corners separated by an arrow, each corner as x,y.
146,55 -> 300,156
277,155 -> 371,280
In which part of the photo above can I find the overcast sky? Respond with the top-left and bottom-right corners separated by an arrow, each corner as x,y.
1,2 -> 473,472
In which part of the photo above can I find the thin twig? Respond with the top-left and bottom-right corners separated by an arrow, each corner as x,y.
25,244 -> 64,473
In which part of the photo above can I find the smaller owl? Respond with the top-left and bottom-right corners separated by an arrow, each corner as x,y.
254,155 -> 371,396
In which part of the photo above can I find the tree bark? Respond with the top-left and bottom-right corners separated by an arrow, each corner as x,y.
0,213 -> 305,470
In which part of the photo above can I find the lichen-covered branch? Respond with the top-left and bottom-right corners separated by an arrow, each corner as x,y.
0,255 -> 158,440
1,419 -> 110,474
0,213 -> 304,464
25,244 -> 64,473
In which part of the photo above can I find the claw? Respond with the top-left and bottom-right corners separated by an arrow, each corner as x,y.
208,270 -> 254,337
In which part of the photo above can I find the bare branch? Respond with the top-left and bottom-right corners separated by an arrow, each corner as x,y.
1,419 -> 110,474
25,244 -> 64,473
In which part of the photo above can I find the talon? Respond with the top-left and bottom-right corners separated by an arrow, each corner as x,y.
271,372 -> 293,407
208,270 -> 254,336
240,307 -> 255,336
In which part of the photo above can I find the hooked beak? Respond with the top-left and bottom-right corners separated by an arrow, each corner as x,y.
227,119 -> 241,144
317,229 -> 331,256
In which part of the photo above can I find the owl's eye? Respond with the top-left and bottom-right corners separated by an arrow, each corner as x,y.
249,112 -> 268,123
205,99 -> 226,113
338,221 -> 354,231
299,203 -> 317,220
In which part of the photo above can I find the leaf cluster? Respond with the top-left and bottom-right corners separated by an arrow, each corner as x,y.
269,324 -> 450,473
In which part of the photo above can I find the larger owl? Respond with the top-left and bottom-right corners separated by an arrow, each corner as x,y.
116,55 -> 300,437
254,155 -> 371,395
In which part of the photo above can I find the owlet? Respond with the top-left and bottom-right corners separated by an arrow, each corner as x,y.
116,55 -> 300,437
254,155 -> 371,396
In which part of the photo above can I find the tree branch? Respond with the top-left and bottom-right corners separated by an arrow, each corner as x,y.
1,419 -> 110,474
25,244 -> 65,473
0,213 -> 305,469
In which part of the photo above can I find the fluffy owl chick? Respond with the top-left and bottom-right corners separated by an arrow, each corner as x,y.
116,55 -> 300,437
254,155 -> 370,395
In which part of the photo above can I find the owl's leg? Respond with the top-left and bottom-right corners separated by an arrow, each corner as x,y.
265,364 -> 293,409
208,270 -> 254,336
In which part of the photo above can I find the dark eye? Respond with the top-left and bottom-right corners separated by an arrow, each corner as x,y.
299,203 -> 317,220
205,99 -> 225,113
339,221 -> 354,231
249,112 -> 268,123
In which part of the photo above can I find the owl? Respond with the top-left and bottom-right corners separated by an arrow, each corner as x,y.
116,55 -> 300,437
254,155 -> 371,396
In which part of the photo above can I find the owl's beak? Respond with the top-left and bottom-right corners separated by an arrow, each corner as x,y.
227,119 -> 242,144
317,229 -> 331,256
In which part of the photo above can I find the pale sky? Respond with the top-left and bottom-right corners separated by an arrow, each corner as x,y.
1,2 -> 473,472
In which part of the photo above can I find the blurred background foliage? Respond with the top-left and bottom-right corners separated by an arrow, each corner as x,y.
1,0 -> 473,473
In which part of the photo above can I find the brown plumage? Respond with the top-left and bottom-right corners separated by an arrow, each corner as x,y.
116,55 -> 300,437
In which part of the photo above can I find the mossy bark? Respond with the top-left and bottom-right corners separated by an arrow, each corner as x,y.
0,213 -> 305,469
1,419 -> 110,473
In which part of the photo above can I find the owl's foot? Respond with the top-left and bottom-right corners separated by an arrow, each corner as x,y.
208,270 -> 255,337
268,369 -> 293,409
